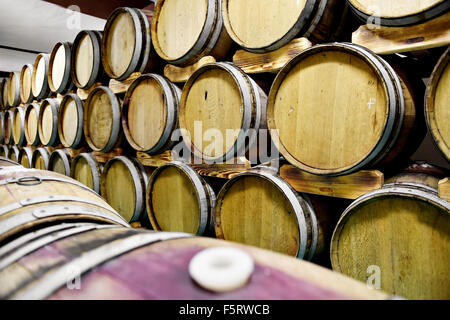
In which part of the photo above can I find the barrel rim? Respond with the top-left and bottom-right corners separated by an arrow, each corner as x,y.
146,160 -> 211,235
0,111 -> 4,144
425,46 -> 450,162
101,156 -> 146,223
70,152 -> 102,193
4,109 -> 14,145
24,102 -> 41,146
0,79 -> 6,109
31,53 -> 50,100
215,168 -> 315,259
71,30 -> 103,89
347,0 -> 450,27
122,73 -> 179,154
9,145 -> 20,162
330,182 -> 450,272
38,98 -> 60,146
19,64 -> 34,104
48,149 -> 72,176
58,93 -> 85,149
267,42 -> 399,176
151,0 -> 215,65
7,71 -> 21,108
221,0 -> 317,53
12,106 -> 26,146
179,62 -> 256,162
48,41 -> 74,94
0,145 -> 10,159
84,86 -> 121,152
31,147 -> 50,169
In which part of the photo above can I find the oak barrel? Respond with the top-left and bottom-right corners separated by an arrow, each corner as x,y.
3,109 -> 14,145
0,157 -> 20,167
179,62 -> 267,162
7,71 -> 21,108
331,165 -> 450,300
0,112 -> 4,144
122,73 -> 180,154
38,98 -> 60,146
0,167 -> 129,245
0,79 -> 7,109
48,149 -> 72,176
58,94 -> 85,149
12,106 -> 26,146
31,147 -> 50,170
24,103 -> 41,146
348,0 -> 450,27
101,156 -> 149,223
70,152 -> 102,193
151,0 -> 232,66
17,146 -> 34,168
425,46 -> 450,161
222,0 -> 347,53
0,226 -> 390,300
19,64 -> 34,104
9,146 -> 20,163
0,145 -> 10,158
31,53 -> 51,100
101,7 -> 159,81
215,168 -> 338,260
146,161 -> 215,236
267,43 -> 422,176
48,42 -> 74,94
71,30 -> 106,89
84,86 -> 123,152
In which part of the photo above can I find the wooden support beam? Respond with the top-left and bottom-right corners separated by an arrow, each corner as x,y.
438,178 -> 450,202
164,56 -> 216,83
352,12 -> 450,55
233,38 -> 312,74
93,148 -> 127,163
280,164 -> 384,199
109,72 -> 142,94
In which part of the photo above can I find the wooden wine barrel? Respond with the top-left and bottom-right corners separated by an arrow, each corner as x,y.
17,146 -> 34,168
31,147 -> 50,170
48,149 -> 72,176
71,30 -> 105,89
348,0 -> 450,27
267,43 -> 421,176
84,86 -> 123,152
122,73 -> 180,154
19,64 -> 34,104
101,156 -> 149,223
146,161 -> 215,235
0,146 -> 10,158
3,110 -> 14,145
12,106 -> 26,146
425,46 -> 450,161
0,226 -> 391,300
0,79 -> 6,110
0,167 -> 129,245
70,153 -> 102,193
58,94 -> 85,149
24,103 -> 41,146
9,146 -> 20,163
48,42 -> 74,94
0,112 -> 4,144
331,168 -> 450,300
222,0 -> 346,53
38,98 -> 60,146
179,62 -> 267,162
215,168 -> 338,260
7,71 -> 21,108
31,53 -> 51,100
0,156 -> 20,167
102,7 -> 159,81
151,0 -> 232,66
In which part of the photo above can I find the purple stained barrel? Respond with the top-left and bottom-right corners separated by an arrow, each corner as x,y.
0,226 -> 390,300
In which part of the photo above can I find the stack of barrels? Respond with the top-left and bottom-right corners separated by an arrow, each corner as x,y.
0,0 -> 449,300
